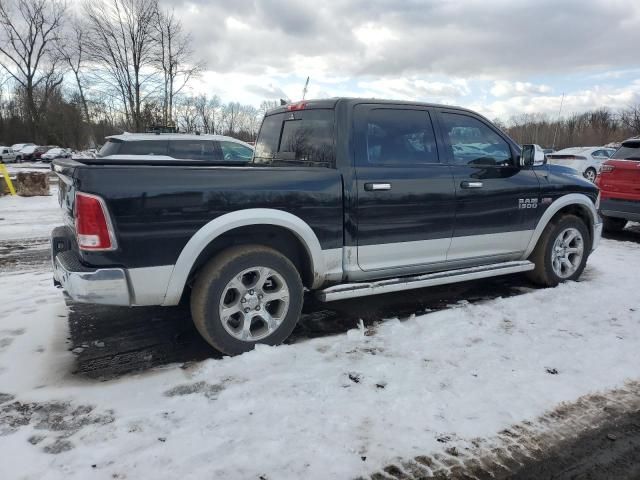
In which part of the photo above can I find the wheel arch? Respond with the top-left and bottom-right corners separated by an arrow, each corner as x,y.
162,209 -> 326,306
523,193 -> 599,259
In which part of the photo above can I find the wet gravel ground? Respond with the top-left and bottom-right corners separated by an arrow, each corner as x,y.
3,226 -> 640,479
65,275 -> 529,379
508,409 -> 640,480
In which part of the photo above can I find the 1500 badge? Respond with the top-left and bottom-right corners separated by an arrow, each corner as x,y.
519,198 -> 538,209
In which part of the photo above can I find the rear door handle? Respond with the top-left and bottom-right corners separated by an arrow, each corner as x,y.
460,181 -> 483,189
364,182 -> 392,191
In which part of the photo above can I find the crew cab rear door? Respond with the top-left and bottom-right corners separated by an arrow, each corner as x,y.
435,110 -> 540,262
353,104 -> 456,272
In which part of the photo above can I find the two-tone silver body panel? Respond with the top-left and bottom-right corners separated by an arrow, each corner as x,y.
52,193 -> 601,307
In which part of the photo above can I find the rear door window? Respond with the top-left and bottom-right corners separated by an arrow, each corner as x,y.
168,140 -> 220,161
364,108 -> 439,165
254,109 -> 335,167
119,140 -> 168,156
219,141 -> 253,162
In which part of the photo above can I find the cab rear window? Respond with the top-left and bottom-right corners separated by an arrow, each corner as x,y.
97,139 -> 122,157
253,109 -> 335,168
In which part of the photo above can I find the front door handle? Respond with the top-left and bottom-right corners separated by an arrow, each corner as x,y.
364,182 -> 392,191
460,181 -> 483,189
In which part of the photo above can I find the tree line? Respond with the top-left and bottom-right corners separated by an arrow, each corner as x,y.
497,106 -> 640,149
1,0 -> 638,150
0,0 -> 277,149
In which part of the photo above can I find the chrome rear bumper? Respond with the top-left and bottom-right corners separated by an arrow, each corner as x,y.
52,232 -> 131,306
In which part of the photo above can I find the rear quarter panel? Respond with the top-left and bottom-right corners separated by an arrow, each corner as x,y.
72,165 -> 344,269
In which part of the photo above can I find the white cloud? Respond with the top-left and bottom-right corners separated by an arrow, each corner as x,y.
357,77 -> 470,103
490,81 -> 552,98
224,17 -> 250,31
473,81 -> 640,120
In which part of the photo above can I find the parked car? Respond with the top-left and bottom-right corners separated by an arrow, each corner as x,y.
97,133 -> 254,163
595,137 -> 640,232
18,145 -> 52,161
50,98 -> 602,355
41,147 -> 71,162
34,145 -> 58,160
17,145 -> 38,161
0,146 -> 20,163
11,142 -> 34,153
547,147 -> 616,182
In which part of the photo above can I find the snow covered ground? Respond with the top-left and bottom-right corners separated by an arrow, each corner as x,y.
1,192 -> 640,479
0,186 -> 61,241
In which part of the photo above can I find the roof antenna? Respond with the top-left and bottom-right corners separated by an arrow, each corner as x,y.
302,76 -> 310,100
551,92 -> 565,150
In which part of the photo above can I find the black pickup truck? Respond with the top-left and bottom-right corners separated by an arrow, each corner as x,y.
51,98 -> 602,354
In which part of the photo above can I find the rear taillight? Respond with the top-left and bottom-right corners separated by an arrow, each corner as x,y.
601,164 -> 615,173
75,192 -> 116,251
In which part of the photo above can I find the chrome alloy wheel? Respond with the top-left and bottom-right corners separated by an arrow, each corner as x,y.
218,266 -> 290,342
551,227 -> 584,278
584,169 -> 597,182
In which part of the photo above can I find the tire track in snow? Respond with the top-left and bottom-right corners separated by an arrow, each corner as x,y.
368,381 -> 640,480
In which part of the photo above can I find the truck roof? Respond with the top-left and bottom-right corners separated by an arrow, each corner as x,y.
265,97 -> 479,116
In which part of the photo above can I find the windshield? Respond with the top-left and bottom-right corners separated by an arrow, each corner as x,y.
254,109 -> 335,167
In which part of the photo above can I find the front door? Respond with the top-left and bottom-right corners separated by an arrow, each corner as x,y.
353,105 -> 456,272
435,110 -> 541,262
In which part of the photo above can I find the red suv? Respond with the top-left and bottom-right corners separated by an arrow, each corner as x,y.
596,137 -> 640,232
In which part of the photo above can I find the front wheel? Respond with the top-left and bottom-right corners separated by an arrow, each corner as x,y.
527,214 -> 590,287
190,245 -> 303,355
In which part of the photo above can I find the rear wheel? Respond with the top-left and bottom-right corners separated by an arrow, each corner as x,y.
602,216 -> 627,233
584,167 -> 597,183
527,214 -> 590,287
190,245 -> 303,355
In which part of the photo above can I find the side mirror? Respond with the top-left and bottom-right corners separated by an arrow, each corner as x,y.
520,144 -> 546,167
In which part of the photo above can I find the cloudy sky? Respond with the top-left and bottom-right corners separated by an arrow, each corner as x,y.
162,0 -> 640,120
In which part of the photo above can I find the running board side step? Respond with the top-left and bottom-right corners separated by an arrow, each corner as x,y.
316,261 -> 535,302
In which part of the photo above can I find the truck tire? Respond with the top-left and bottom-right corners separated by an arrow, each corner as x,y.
527,214 -> 591,287
190,244 -> 304,355
602,216 -> 627,233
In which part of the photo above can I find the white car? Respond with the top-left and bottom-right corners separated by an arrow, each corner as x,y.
97,133 -> 254,163
0,146 -> 20,163
11,142 -> 34,152
546,147 -> 616,182
41,147 -> 71,162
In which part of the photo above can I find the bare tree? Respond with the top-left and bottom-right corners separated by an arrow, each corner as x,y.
194,93 -> 220,134
154,8 -> 203,126
620,105 -> 640,135
83,0 -> 159,131
174,94 -> 197,132
0,0 -> 67,138
57,16 -> 90,123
